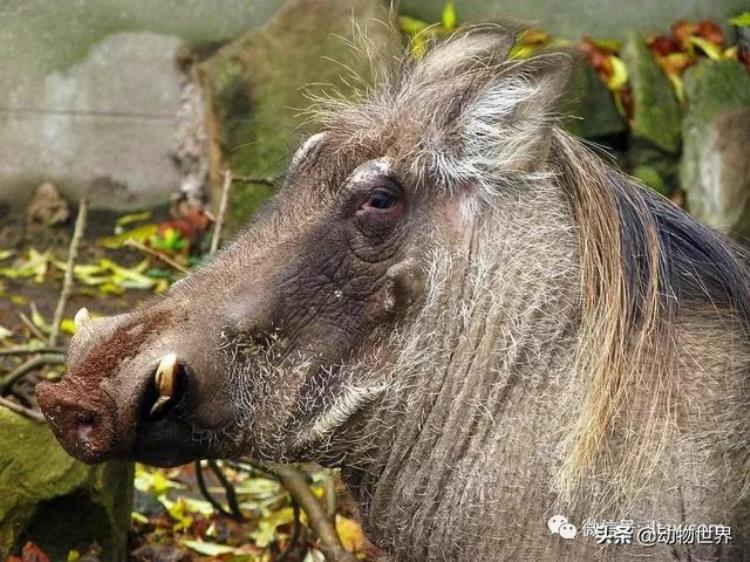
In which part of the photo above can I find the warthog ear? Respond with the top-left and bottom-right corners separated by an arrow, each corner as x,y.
408,28 -> 572,191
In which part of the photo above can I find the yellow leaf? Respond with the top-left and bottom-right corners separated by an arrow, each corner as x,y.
441,2 -> 457,31
67,550 -> 81,562
336,515 -> 366,553
99,223 -> 158,250
182,540 -> 238,556
689,36 -> 722,60
115,210 -> 152,232
605,55 -> 629,91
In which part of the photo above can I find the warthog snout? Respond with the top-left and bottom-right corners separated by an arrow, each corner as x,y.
36,307 -> 236,466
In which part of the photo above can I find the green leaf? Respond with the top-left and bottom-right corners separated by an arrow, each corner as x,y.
729,12 -> 750,27
182,540 -> 238,556
250,507 -> 296,548
0,250 -> 15,261
441,2 -> 457,31
398,15 -> 428,36
234,477 -> 282,499
131,512 -> 149,524
589,37 -> 623,52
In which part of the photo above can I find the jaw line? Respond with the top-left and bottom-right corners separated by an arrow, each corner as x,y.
291,382 -> 388,452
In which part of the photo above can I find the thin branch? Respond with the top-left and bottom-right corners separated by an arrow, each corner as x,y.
231,174 -> 277,187
208,459 -> 245,520
1,354 -> 65,394
0,396 -> 45,422
50,198 -> 87,347
194,460 -> 234,518
276,498 -> 302,562
0,346 -> 64,357
210,170 -> 233,255
323,470 -> 337,526
270,463 -> 357,562
124,239 -> 189,274
17,313 -> 46,342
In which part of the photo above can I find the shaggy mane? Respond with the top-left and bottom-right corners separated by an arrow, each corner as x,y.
307,27 -> 750,506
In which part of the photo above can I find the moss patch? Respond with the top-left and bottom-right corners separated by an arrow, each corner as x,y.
0,408 -> 133,559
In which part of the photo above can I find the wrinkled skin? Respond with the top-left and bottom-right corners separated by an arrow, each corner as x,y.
38,30 -> 750,561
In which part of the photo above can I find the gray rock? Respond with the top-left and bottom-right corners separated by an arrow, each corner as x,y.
0,32 -> 184,212
680,60 -> 750,237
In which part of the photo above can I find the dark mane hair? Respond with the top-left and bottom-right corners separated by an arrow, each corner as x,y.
551,129 -> 750,503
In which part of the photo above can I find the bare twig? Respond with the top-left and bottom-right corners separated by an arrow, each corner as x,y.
1,354 -> 65,394
124,239 -> 189,274
0,396 -> 45,422
277,498 -> 302,562
323,469 -> 337,525
270,463 -> 357,562
17,313 -> 46,342
231,174 -> 277,187
50,198 -> 87,347
210,170 -> 233,255
0,346 -> 64,357
208,459 -> 245,521
194,460 -> 234,518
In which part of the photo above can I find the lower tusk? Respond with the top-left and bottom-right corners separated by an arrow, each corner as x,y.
149,395 -> 172,417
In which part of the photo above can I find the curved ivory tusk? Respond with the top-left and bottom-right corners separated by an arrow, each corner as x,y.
155,353 -> 178,397
151,353 -> 178,417
74,307 -> 90,330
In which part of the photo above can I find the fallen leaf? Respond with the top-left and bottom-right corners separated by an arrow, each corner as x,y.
99,224 -> 158,250
0,325 -> 13,340
21,542 -> 50,562
181,540 -> 237,556
115,211 -> 152,233
336,515 -> 367,553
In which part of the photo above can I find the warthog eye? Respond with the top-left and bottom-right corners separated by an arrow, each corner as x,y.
367,188 -> 397,210
359,180 -> 404,216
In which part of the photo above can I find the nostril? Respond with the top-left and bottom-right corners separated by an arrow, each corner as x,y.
74,412 -> 97,444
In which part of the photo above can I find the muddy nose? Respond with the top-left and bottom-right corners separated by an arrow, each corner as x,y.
36,381 -> 117,464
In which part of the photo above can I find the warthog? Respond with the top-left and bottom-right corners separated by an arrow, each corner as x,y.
37,28 -> 750,561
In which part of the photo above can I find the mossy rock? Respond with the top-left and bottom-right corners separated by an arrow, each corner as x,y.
562,53 -> 626,139
0,408 -> 133,561
197,0 -> 400,233
621,31 -> 682,154
680,60 -> 750,237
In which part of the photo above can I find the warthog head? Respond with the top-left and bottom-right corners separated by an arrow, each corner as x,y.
40,29 -> 558,466
37,26 -> 750,499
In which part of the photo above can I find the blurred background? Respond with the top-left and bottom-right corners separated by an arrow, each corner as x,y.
0,1 -> 748,561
